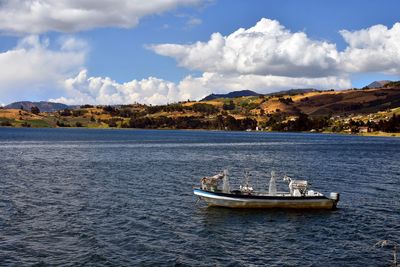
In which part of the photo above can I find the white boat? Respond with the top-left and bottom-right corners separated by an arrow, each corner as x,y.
194,170 -> 340,209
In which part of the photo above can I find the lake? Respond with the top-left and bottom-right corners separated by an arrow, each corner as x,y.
0,128 -> 399,266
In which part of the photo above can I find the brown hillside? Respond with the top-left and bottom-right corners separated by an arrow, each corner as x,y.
287,88 -> 400,116
0,109 -> 42,120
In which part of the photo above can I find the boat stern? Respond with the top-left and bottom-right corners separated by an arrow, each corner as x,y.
329,192 -> 340,208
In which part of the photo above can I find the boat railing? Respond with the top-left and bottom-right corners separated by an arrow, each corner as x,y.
200,171 -> 324,197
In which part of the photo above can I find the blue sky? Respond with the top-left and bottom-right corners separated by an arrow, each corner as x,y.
0,0 -> 399,105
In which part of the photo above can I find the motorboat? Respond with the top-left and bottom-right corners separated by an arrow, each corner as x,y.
193,170 -> 340,209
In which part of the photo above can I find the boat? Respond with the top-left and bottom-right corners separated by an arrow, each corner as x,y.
193,170 -> 340,209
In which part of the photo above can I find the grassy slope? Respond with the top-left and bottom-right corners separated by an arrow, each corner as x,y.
197,87 -> 400,116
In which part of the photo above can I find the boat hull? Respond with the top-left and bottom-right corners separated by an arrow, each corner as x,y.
194,189 -> 337,209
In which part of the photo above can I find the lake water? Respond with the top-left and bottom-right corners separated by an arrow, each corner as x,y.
0,128 -> 399,266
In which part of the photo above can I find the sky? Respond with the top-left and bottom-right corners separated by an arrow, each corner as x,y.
0,0 -> 400,105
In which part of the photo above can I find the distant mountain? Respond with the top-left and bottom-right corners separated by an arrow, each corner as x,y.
366,80 -> 391,89
201,90 -> 260,101
266,88 -> 319,97
200,88 -> 320,101
5,101 -> 69,112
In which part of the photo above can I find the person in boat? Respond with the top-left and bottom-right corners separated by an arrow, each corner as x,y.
283,175 -> 309,196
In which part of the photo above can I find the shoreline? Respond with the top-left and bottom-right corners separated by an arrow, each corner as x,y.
1,126 -> 399,137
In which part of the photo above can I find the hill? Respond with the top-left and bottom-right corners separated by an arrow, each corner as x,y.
366,80 -> 391,89
266,88 -> 319,97
1,83 -> 400,135
201,88 -> 318,101
384,81 -> 400,88
201,90 -> 260,101
285,87 -> 400,116
5,101 -> 69,112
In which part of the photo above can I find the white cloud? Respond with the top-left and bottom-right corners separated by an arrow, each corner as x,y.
186,17 -> 202,28
0,35 -> 87,103
52,18 -> 366,105
340,23 -> 400,74
51,69 -> 350,105
151,19 -> 400,78
132,18 -> 400,105
51,69 -> 182,105
176,72 -> 350,102
150,18 -> 341,78
0,0 -> 201,34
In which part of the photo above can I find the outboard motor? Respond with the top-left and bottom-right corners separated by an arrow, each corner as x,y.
330,192 -> 340,202
329,192 -> 340,209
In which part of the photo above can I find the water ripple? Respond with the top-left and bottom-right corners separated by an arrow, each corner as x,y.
0,128 -> 399,266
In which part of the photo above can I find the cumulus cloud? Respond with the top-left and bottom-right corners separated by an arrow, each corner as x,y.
51,70 -> 350,105
0,0 -> 201,34
0,35 -> 87,103
52,18 -> 371,105
151,18 -> 400,79
150,18 -> 341,78
51,69 -> 182,105
123,18 -> 398,105
178,73 -> 350,98
340,22 -> 400,74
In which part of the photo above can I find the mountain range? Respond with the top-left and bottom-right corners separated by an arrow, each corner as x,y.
366,80 -> 391,89
200,90 -> 260,101
200,88 -> 320,101
5,101 -> 69,112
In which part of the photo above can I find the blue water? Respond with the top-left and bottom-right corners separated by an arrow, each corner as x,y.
0,128 -> 399,266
